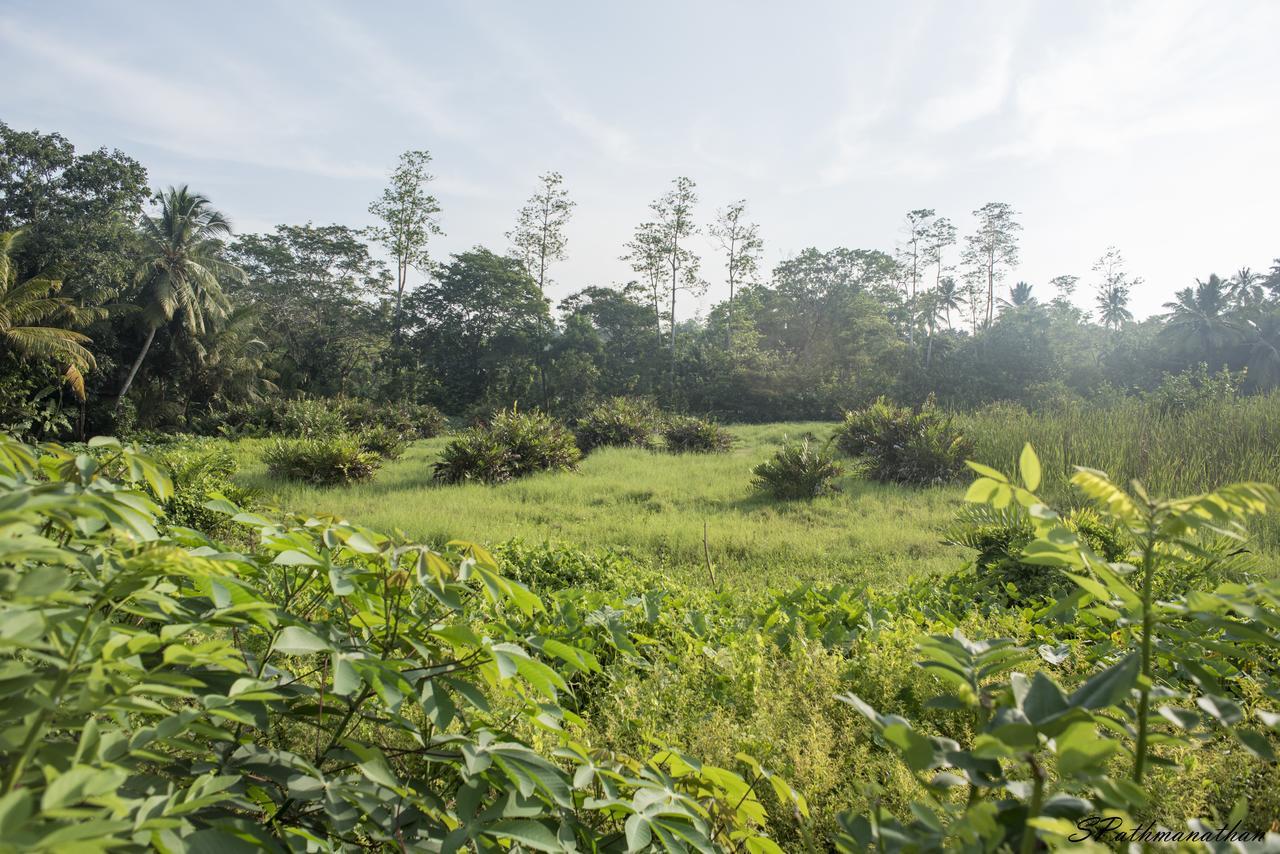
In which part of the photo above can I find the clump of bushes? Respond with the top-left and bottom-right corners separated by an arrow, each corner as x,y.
279,397 -> 348,438
151,443 -> 256,535
337,398 -> 447,439
576,397 -> 659,452
1147,362 -> 1243,416
943,504 -> 1128,603
434,407 -> 580,484
836,397 -> 972,485
751,438 -> 844,499
356,424 -> 407,460
662,415 -> 732,454
216,397 -> 447,440
432,430 -> 513,485
493,540 -> 654,591
265,434 -> 380,485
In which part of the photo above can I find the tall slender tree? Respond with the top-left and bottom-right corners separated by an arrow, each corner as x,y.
621,222 -> 666,349
923,216 -> 957,291
507,171 -> 575,297
898,209 -> 935,345
961,202 -> 1021,325
708,200 -> 762,352
116,187 -> 241,405
901,209 -> 935,301
507,171 -> 575,407
1049,274 -> 1080,307
368,150 -> 442,348
650,177 -> 702,389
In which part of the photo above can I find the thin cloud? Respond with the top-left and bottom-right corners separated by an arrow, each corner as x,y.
0,16 -> 383,180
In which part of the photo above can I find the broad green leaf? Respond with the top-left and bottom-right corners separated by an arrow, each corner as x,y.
1068,655 -> 1138,710
274,626 -> 331,655
1019,443 -> 1041,492
485,819 -> 562,852
965,461 -> 1009,482
1055,722 -> 1118,776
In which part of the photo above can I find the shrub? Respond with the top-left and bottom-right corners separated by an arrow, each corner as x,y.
279,396 -> 348,438
264,434 -> 380,484
337,398 -> 447,439
356,424 -> 407,460
434,407 -> 580,484
150,443 -> 256,534
575,396 -> 659,452
944,503 -> 1129,603
493,540 -> 654,591
751,437 -> 844,499
836,396 -> 972,485
1148,362 -> 1244,415
662,415 -> 733,454
399,401 -> 448,438
490,406 -> 581,476
432,428 -> 513,484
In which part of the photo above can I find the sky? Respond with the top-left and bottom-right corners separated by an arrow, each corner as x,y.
3,0 -> 1278,320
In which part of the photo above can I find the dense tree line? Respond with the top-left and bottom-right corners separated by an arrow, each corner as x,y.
3,121 -> 1279,437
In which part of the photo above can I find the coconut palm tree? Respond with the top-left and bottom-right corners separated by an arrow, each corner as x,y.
1162,274 -> 1239,360
998,281 -> 1035,311
188,304 -> 277,409
1096,285 -> 1132,330
1227,267 -> 1263,307
0,229 -> 96,399
116,186 -> 243,405
934,276 -> 963,330
1244,309 -> 1280,393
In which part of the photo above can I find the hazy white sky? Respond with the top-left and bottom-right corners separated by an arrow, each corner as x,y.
3,0 -> 1278,319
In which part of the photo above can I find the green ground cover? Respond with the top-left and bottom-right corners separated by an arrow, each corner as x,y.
230,422 -> 968,591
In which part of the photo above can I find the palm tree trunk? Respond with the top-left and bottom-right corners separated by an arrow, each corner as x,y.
116,325 -> 156,408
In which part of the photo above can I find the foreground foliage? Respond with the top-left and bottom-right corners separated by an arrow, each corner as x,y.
0,435 -> 800,851
835,446 -> 1280,851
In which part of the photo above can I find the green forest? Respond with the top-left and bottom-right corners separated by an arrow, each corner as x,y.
4,120 -> 1280,852
3,123 -> 1280,436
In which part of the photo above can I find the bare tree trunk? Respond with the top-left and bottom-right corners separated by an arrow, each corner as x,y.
652,275 -> 663,349
985,250 -> 995,326
537,228 -> 549,410
669,266 -> 677,393
116,325 -> 157,408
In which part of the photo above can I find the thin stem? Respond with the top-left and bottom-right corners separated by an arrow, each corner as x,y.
1019,756 -> 1045,854
1133,532 -> 1157,783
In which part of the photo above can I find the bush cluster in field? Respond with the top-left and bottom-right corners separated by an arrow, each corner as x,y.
432,401 -> 732,485
244,397 -> 441,484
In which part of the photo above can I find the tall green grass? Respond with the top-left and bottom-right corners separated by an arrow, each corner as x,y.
963,395 -> 1280,496
962,394 -> 1280,549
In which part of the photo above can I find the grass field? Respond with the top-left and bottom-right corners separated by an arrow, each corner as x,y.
230,422 -> 969,590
